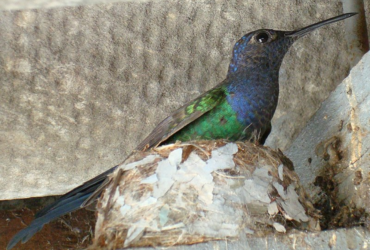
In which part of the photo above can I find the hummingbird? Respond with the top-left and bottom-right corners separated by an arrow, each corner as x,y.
7,13 -> 356,249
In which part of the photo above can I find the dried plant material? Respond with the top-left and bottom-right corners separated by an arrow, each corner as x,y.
278,164 -> 284,181
90,140 -> 319,249
273,222 -> 286,233
268,202 -> 279,216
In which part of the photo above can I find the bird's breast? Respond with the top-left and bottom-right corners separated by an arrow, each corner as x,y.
226,81 -> 279,130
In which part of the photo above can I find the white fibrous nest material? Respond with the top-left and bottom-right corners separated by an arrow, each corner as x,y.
90,140 -> 320,249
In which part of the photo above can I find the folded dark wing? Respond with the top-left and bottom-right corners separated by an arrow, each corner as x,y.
136,84 -> 226,150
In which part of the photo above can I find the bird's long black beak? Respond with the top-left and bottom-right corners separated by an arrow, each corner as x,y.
285,13 -> 357,38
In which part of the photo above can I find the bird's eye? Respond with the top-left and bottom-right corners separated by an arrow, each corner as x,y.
255,31 -> 270,43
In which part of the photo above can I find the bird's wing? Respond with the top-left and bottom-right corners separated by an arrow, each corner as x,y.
82,83 -> 227,207
136,84 -> 227,150
7,82 -> 227,250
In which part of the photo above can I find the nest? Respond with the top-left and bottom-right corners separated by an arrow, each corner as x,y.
90,140 -> 320,249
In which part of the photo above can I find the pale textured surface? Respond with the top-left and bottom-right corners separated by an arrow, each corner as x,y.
286,52 -> 370,213
0,0 -> 152,10
125,227 -> 370,250
0,1 -> 361,199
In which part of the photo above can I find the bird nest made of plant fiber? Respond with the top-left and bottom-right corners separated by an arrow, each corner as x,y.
90,140 -> 320,249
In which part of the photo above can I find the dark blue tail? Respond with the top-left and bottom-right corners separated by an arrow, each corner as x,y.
7,166 -> 117,250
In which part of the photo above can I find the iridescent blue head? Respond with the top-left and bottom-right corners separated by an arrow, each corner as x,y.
228,13 -> 357,76
228,29 -> 294,75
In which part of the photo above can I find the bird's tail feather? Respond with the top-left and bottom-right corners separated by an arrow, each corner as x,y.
7,166 -> 117,250
6,193 -> 90,250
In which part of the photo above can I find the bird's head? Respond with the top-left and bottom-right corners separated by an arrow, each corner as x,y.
228,13 -> 356,76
